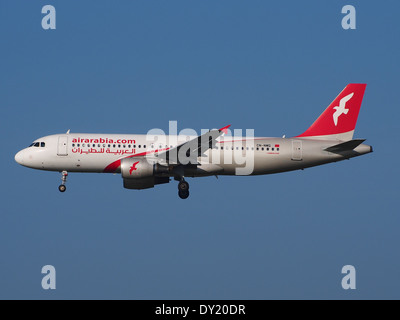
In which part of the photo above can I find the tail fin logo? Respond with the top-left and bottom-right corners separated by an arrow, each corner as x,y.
296,84 -> 366,140
333,92 -> 354,126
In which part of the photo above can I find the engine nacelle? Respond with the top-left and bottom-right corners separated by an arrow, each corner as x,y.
121,158 -> 154,179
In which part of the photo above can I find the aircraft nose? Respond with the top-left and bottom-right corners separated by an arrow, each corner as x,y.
15,150 -> 24,165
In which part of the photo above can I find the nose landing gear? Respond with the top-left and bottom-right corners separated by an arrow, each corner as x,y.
58,171 -> 68,192
178,179 -> 189,199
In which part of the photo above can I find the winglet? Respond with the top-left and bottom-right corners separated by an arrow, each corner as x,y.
218,125 -> 231,134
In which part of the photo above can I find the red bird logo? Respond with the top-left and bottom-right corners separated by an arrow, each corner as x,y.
129,161 -> 139,175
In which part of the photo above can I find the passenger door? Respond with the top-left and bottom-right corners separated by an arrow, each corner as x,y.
291,140 -> 302,161
57,136 -> 68,156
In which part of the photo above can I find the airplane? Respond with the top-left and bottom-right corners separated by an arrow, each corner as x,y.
14,83 -> 372,199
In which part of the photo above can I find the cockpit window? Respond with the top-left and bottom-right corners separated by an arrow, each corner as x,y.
29,141 -> 45,147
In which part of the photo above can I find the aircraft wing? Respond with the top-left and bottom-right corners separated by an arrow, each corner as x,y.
154,125 -> 230,165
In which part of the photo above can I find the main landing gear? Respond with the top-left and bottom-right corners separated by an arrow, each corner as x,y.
178,179 -> 189,199
58,171 -> 68,192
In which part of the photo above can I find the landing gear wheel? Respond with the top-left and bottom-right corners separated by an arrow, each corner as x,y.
178,190 -> 189,199
59,171 -> 68,193
178,181 -> 189,191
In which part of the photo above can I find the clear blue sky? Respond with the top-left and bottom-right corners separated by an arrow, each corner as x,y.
1,1 -> 399,299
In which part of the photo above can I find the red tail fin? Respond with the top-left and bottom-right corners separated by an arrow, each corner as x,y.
297,84 -> 367,140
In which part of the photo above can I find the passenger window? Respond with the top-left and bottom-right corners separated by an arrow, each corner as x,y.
262,148 -> 264,151
72,144 -> 75,147
139,145 -> 141,148
118,145 -> 121,148
144,145 -> 146,148
128,145 -> 131,148
77,144 -> 80,147
272,148 -> 274,151
41,142 -> 45,147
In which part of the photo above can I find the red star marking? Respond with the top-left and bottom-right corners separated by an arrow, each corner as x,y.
129,161 -> 139,175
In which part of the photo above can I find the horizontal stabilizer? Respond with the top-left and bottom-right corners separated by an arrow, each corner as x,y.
324,139 -> 366,153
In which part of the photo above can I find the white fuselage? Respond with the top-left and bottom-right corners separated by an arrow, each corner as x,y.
15,133 -> 372,177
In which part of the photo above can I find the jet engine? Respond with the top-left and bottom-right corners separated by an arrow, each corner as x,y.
121,158 -> 154,179
121,158 -> 171,179
121,158 -> 171,190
